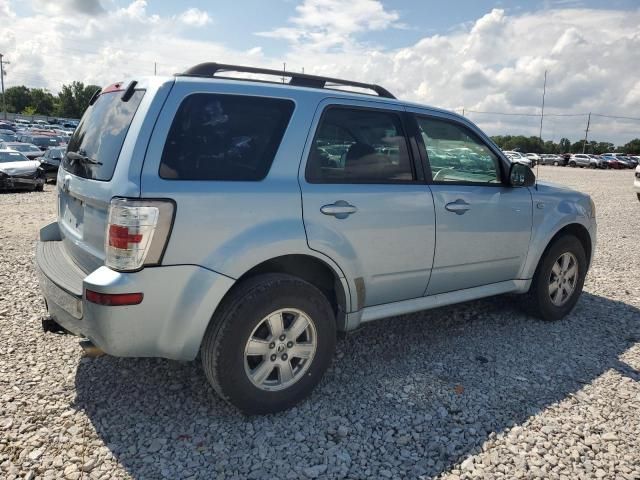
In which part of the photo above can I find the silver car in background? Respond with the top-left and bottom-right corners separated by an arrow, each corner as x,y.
35,63 -> 597,414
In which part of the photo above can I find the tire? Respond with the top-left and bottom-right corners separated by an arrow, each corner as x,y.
553,161 -> 559,166
569,161 -> 576,167
637,193 -> 640,202
201,273 -> 336,415
526,235 -> 587,321
34,183 -> 44,192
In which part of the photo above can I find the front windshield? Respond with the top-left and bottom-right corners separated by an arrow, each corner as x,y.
8,144 -> 34,152
0,151 -> 29,163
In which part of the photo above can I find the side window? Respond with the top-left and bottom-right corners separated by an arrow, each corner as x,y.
306,107 -> 414,183
416,116 -> 502,184
160,94 -> 294,181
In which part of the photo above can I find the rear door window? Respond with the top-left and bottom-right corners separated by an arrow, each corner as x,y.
159,94 -> 294,181
62,90 -> 145,181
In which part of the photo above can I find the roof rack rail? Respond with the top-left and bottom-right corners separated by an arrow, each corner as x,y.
178,62 -> 395,99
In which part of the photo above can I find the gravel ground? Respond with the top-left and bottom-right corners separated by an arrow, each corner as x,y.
1,167 -> 639,480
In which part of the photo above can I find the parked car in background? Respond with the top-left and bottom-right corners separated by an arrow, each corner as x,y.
525,153 -> 541,166
623,155 -> 638,168
35,64 -> 596,414
0,142 -> 46,160
0,149 -> 45,191
586,155 -> 607,169
0,130 -> 17,142
539,154 -> 566,166
503,150 -> 533,167
635,164 -> 640,201
599,155 -> 623,169
17,135 -> 66,151
604,153 -> 633,168
568,154 -> 598,168
39,147 -> 65,182
0,122 -> 17,132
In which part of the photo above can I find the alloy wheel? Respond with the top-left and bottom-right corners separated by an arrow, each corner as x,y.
244,308 -> 317,391
548,252 -> 579,307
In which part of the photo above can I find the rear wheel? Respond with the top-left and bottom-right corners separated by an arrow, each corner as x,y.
526,235 -> 587,321
569,161 -> 577,167
553,161 -> 559,166
201,273 -> 336,414
34,183 -> 44,192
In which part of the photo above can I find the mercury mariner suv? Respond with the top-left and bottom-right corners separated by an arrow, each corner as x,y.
36,63 -> 597,414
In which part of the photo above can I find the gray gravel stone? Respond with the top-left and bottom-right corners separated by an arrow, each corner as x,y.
1,169 -> 639,480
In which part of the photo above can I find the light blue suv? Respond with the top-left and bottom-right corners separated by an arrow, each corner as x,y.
36,63 -> 596,414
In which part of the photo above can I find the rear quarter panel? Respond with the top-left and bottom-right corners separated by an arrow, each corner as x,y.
139,79 -> 348,295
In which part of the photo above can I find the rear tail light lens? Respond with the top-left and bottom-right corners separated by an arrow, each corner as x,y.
105,198 -> 175,271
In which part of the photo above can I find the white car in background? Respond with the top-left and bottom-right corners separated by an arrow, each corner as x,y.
525,153 -> 541,166
634,164 -> 640,201
503,150 -> 532,167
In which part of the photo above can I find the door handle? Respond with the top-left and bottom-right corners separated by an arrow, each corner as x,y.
320,201 -> 357,219
445,199 -> 470,215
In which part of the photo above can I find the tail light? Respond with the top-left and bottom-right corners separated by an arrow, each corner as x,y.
105,198 -> 175,272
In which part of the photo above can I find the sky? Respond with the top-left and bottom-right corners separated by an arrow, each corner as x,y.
1,0 -> 640,144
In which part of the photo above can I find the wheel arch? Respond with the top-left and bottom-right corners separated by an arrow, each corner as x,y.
534,222 -> 593,275
210,254 -> 350,334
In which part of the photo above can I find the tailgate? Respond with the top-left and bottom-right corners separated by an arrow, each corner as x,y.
57,78 -> 172,273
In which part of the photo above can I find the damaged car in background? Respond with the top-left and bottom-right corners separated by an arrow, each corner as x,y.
0,149 -> 45,191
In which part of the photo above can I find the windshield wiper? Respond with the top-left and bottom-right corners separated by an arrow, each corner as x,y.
66,151 -> 103,166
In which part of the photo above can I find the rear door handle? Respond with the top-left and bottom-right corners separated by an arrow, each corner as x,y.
320,200 -> 357,219
445,199 -> 470,215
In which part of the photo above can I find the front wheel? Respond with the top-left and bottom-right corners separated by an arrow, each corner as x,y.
526,235 -> 587,321
201,273 -> 336,414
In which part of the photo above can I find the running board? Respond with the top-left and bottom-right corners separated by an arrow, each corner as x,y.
344,279 -> 530,330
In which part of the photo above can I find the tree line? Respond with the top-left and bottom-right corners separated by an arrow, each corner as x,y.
1,84 -> 639,153
490,135 -> 640,154
0,82 -> 101,119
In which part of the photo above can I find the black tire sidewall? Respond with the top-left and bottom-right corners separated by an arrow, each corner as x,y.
531,235 -> 587,321
203,275 -> 336,415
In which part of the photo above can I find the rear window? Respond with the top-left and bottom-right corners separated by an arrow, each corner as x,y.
159,94 -> 294,181
62,90 -> 145,181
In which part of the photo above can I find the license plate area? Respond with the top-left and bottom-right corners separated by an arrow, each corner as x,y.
61,195 -> 85,236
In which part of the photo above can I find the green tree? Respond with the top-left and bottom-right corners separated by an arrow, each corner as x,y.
558,138 -> 571,153
29,88 -> 55,116
622,138 -> 640,154
3,86 -> 31,113
21,106 -> 37,115
54,82 -> 101,118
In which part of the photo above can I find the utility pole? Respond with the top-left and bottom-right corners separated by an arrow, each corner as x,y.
154,62 -> 157,76
582,112 -> 591,153
539,70 -> 547,141
282,62 -> 286,83
0,53 -> 7,121
462,107 -> 465,116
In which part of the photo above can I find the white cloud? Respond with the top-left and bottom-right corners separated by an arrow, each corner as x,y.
178,7 -> 211,27
258,0 -> 401,50
1,1 -> 639,143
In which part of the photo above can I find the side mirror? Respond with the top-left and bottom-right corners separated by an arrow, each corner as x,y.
509,161 -> 535,187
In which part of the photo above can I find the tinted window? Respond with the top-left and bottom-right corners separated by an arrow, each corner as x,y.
417,116 -> 501,184
306,107 -> 414,183
62,90 -> 145,181
159,94 -> 294,181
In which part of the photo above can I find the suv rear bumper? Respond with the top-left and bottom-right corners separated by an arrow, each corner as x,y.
35,222 -> 235,361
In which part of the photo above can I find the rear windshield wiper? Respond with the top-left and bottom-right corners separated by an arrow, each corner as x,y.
66,151 -> 103,166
